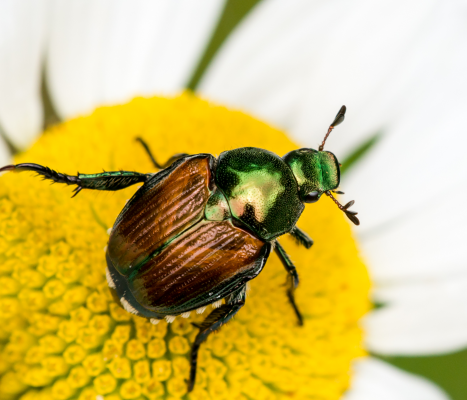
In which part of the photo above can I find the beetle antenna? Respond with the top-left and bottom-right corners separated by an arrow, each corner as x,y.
325,190 -> 360,225
319,105 -> 346,151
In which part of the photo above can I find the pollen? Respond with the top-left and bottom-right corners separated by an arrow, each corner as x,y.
0,93 -> 370,399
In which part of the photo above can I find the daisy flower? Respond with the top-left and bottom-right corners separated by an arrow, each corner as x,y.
0,1 -> 465,399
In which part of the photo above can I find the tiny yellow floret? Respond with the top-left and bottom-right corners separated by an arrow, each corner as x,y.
0,94 -> 369,399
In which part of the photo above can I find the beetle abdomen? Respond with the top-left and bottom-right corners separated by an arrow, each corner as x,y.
107,155 -> 215,275
127,219 -> 268,315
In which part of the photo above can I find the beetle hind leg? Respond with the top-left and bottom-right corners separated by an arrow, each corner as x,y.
1,163 -> 148,197
274,240 -> 304,326
188,286 -> 246,392
1,163 -> 80,185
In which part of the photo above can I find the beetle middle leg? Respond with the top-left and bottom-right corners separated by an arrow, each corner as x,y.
188,285 -> 246,392
0,163 -> 148,197
274,240 -> 303,326
136,137 -> 188,169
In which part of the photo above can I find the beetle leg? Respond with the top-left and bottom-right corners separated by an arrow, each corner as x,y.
289,226 -> 313,249
188,285 -> 246,392
275,240 -> 299,288
274,240 -> 303,326
136,137 -> 188,169
0,163 -> 148,197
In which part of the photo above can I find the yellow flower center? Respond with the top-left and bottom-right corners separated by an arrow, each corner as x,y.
0,93 -> 370,400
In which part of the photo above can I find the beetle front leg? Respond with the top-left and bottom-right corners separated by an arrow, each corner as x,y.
0,163 -> 148,197
274,240 -> 303,326
188,285 -> 246,392
289,226 -> 313,249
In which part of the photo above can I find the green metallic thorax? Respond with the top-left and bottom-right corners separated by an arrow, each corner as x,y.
215,147 -> 304,241
282,148 -> 340,199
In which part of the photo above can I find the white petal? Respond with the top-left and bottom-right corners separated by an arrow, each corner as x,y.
357,187 -> 467,283
342,5 -> 467,233
344,358 -> 449,400
0,137 -> 12,166
348,92 -> 467,283
0,0 -> 47,149
47,0 -> 224,119
365,273 -> 467,355
200,0 -> 440,155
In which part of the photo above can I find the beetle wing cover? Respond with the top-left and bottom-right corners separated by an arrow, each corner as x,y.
128,220 -> 268,314
107,155 -> 214,275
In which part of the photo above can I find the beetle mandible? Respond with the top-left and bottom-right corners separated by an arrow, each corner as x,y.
0,105 -> 359,391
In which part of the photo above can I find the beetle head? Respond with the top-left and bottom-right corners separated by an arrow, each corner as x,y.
283,148 -> 340,201
283,106 -> 360,225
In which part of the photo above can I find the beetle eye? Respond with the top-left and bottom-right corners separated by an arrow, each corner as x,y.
304,191 -> 320,203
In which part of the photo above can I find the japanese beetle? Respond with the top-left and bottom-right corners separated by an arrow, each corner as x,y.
0,105 -> 358,391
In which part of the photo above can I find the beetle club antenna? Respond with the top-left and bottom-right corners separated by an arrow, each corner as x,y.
325,190 -> 360,225
319,105 -> 346,151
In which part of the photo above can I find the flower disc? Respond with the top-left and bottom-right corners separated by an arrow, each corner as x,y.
0,93 -> 370,400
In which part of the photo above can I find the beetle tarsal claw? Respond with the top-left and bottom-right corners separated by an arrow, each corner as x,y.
196,306 -> 206,314
181,312 -> 191,318
105,267 -> 116,289
165,315 -> 176,323
150,318 -> 160,325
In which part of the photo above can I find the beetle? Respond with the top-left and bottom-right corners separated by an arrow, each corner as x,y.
0,105 -> 358,391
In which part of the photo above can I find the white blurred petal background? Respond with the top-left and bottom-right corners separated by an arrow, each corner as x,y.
0,0 -> 47,151
47,0 -> 224,118
344,358 -> 450,400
